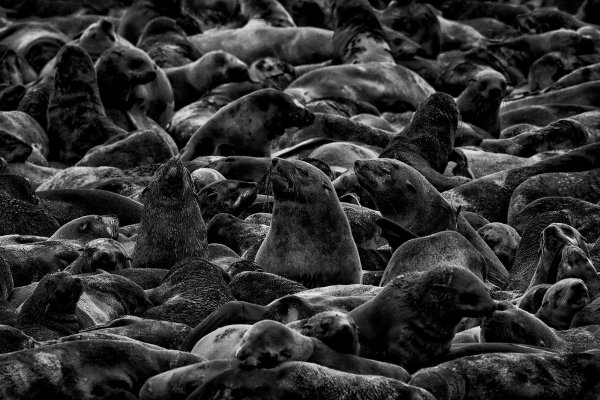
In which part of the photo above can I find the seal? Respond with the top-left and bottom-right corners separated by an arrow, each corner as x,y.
556,245 -> 600,299
308,141 -> 379,170
143,257 -> 235,327
527,223 -> 590,289
409,351 -> 600,400
479,119 -> 590,158
49,215 -> 119,247
36,188 -> 143,226
179,293 -> 373,352
477,222 -> 521,270
235,320 -> 409,380
207,213 -> 269,257
331,0 -> 394,64
0,174 -> 59,237
139,359 -> 239,400
285,61 -> 435,113
75,271 -> 153,329
239,0 -> 296,28
64,238 -> 130,274
378,92 -> 470,191
535,278 -> 591,330
0,325 -> 37,354
510,197 -> 600,241
131,156 -> 209,269
508,169 -> 600,223
378,0 -> 441,58
380,231 -> 488,286
347,265 -> 497,373
118,0 -> 202,44
229,271 -> 307,305
189,21 -> 333,66
46,44 -> 126,164
0,255 -> 16,326
354,158 -> 509,287
94,45 -> 160,130
0,339 -> 202,400
481,301 -> 600,352
456,69 -> 507,138
442,142 -> 600,223
165,50 -> 249,110
191,310 -> 362,363
518,284 -> 551,314
0,240 -> 80,286
180,89 -> 314,160
80,315 -> 191,349
136,16 -> 202,68
255,158 -> 362,288
16,271 -> 82,341
197,180 -> 258,221
190,361 -> 436,400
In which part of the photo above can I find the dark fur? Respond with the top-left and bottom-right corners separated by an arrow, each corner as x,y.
132,156 -> 209,269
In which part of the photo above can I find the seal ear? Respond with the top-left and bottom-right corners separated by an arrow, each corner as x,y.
78,221 -> 90,232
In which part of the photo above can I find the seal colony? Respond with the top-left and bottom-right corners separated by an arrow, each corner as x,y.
2,0 -> 600,399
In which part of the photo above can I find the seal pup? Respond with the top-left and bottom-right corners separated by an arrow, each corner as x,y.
255,158 -> 362,288
131,156 -> 208,269
180,89 -> 314,160
378,92 -> 470,191
456,69 -> 507,138
46,45 -> 126,164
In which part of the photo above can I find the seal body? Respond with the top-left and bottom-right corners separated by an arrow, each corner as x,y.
132,156 -> 208,269
255,158 -> 362,288
457,69 -> 507,138
180,89 -> 314,160
46,45 -> 125,164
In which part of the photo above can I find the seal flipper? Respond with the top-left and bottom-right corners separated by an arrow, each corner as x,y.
377,218 -> 419,251
180,301 -> 269,351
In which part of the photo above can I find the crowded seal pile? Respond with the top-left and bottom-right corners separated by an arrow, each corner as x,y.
2,0 -> 600,398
